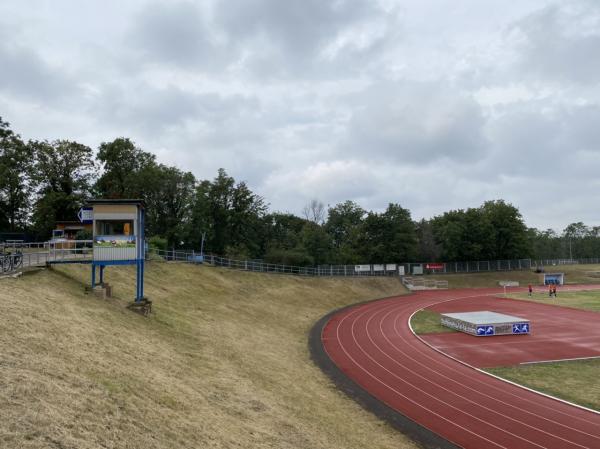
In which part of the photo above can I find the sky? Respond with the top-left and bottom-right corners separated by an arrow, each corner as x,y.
1,0 -> 599,231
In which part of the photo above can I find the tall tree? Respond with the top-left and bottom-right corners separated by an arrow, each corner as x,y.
189,169 -> 267,257
95,137 -> 156,198
302,199 -> 326,224
30,140 -> 96,239
325,200 -> 365,263
144,165 -> 196,247
480,200 -> 530,259
0,117 -> 32,232
432,200 -> 530,261
360,203 -> 417,262
415,219 -> 441,261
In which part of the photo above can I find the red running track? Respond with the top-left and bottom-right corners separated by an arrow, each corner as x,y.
321,288 -> 600,449
423,294 -> 600,367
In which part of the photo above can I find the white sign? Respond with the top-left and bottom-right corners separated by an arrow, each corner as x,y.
354,265 -> 371,272
398,266 -> 405,275
373,264 -> 384,271
386,264 -> 397,271
78,207 -> 93,224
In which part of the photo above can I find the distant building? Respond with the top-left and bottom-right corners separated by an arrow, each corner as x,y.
52,221 -> 93,240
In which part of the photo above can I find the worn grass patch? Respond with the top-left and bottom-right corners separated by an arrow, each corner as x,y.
0,262 -> 419,449
410,309 -> 455,335
486,359 -> 600,411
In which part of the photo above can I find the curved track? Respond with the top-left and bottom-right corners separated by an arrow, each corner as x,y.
318,288 -> 600,449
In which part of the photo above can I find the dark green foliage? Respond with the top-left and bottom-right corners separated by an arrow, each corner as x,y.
148,235 -> 168,251
95,138 -> 156,198
188,169 -> 267,256
0,117 -> 32,232
74,229 -> 93,240
325,201 -> 365,264
300,222 -> 333,265
30,140 -> 96,239
359,203 -> 418,263
263,247 -> 314,266
431,200 -> 531,261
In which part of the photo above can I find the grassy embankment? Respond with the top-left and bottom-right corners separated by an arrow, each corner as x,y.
410,269 -> 600,411
0,262 -> 420,449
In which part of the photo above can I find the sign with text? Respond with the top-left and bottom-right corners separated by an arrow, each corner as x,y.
78,207 -> 93,224
425,263 -> 444,270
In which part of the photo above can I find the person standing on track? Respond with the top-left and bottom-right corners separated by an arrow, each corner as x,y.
549,284 -> 553,297
528,284 -> 533,297
553,284 -> 557,297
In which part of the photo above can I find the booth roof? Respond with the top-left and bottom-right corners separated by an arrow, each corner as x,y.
86,199 -> 145,207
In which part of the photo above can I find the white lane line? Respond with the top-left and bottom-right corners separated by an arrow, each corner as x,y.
520,356 -> 600,365
409,301 -> 600,419
331,303 -> 509,449
364,300 -> 593,448
350,299 -> 551,449
373,300 -> 600,443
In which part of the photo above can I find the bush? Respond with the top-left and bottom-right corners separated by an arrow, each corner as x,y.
148,236 -> 168,252
224,244 -> 251,260
264,248 -> 314,267
74,229 -> 92,240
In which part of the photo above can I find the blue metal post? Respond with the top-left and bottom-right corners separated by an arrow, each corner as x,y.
135,207 -> 145,302
99,265 -> 104,285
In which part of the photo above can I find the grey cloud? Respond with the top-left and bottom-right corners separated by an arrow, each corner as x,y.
513,2 -> 600,85
485,100 -> 600,181
126,0 -> 400,78
0,38 -> 77,104
129,1 -> 229,70
94,82 -> 259,137
216,0 -> 378,54
344,81 -> 489,164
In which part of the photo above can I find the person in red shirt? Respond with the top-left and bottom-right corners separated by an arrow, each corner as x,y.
528,284 -> 533,297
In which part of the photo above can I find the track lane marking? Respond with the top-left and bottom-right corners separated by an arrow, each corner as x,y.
331,303 -> 509,449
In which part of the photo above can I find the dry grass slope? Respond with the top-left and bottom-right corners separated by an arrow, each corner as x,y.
0,262 -> 419,449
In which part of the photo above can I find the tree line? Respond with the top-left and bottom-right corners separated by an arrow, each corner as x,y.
0,116 -> 596,265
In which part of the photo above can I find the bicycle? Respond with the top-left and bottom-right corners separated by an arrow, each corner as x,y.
0,249 -> 23,273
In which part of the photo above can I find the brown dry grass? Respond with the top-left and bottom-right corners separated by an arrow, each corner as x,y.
0,262 -> 419,449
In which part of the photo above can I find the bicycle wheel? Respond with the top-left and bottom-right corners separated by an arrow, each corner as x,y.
1,256 -> 11,273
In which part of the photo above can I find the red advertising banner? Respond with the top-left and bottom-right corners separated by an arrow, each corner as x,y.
425,263 -> 444,270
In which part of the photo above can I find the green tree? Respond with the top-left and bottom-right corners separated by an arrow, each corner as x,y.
143,164 -> 196,247
432,200 -> 530,261
188,169 -> 267,257
300,221 -> 332,265
415,219 -> 441,261
0,117 -> 32,232
480,200 -> 530,259
30,140 -> 96,239
360,203 -> 417,262
325,200 -> 365,263
95,137 -> 156,198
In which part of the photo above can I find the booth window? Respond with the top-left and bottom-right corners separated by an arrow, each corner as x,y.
97,220 -> 134,236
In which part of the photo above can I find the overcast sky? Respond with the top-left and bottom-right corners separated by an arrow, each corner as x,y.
1,0 -> 599,230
